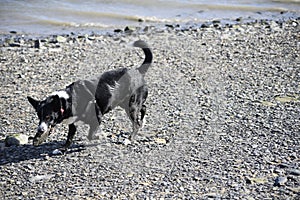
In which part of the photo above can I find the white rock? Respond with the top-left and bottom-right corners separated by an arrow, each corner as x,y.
123,138 -> 132,146
29,174 -> 55,182
52,149 -> 63,155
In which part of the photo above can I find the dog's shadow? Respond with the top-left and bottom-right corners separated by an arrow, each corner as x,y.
0,141 -> 91,166
0,132 -> 154,166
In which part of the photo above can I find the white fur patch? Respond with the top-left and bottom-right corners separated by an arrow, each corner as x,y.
51,91 -> 69,99
141,116 -> 146,129
107,82 -> 121,108
106,81 -> 120,94
38,122 -> 48,133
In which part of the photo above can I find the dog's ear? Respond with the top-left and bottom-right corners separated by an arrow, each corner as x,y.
27,96 -> 40,110
51,95 -> 61,112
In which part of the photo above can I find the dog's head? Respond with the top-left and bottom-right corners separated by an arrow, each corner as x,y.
27,95 -> 63,146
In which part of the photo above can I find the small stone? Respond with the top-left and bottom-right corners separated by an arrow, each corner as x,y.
236,17 -> 243,22
260,100 -> 276,107
274,176 -> 287,186
52,149 -> 63,155
287,186 -> 300,193
123,139 -> 131,146
17,73 -> 25,78
88,36 -> 96,41
34,40 -> 40,48
56,35 -> 67,43
19,57 -> 28,63
29,174 -> 55,182
154,138 -> 167,144
201,23 -> 209,28
246,177 -> 267,184
278,163 -> 291,168
287,168 -> 300,176
114,29 -> 122,33
212,20 -> 221,24
275,96 -> 298,103
291,21 -> 298,27
165,24 -> 174,28
5,134 -> 28,146
204,193 -> 218,198
9,43 -> 21,47
77,35 -> 86,39
124,26 -> 135,33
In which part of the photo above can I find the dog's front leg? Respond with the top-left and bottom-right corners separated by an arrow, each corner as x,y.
60,123 -> 76,153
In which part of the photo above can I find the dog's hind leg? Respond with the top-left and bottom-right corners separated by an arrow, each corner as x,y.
140,104 -> 147,128
87,102 -> 102,141
128,107 -> 140,140
128,91 -> 147,140
87,125 -> 100,141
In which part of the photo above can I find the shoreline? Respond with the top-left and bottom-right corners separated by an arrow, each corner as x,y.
0,10 -> 299,40
0,17 -> 299,199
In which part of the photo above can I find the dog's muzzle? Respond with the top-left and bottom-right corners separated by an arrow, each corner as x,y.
33,123 -> 51,146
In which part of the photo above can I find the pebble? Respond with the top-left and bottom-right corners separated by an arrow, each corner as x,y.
287,168 -> 300,176
52,149 -> 63,155
34,40 -> 40,48
124,26 -> 136,33
122,139 -> 131,146
29,174 -> 55,182
56,35 -> 67,43
274,176 -> 288,186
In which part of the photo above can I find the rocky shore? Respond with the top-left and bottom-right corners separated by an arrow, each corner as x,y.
0,18 -> 299,199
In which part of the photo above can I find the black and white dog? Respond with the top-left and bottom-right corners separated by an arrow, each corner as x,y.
27,40 -> 152,152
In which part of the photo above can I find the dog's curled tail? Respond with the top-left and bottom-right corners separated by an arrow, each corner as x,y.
134,40 -> 153,75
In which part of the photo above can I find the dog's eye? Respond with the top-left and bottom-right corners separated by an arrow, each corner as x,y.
45,116 -> 52,121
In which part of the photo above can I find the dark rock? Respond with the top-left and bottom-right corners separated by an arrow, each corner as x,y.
278,163 -> 291,168
9,43 -> 21,47
201,23 -> 209,28
114,29 -> 123,33
124,26 -> 135,33
34,40 -> 40,48
165,24 -> 174,28
236,17 -> 243,22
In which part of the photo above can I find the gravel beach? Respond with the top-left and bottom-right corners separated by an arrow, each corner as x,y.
0,18 -> 299,199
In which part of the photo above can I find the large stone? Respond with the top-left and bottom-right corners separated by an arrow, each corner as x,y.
5,134 -> 29,146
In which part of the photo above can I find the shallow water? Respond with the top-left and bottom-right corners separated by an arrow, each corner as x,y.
0,0 -> 299,34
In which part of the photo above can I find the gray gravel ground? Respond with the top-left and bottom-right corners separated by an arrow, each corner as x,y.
0,18 -> 299,199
